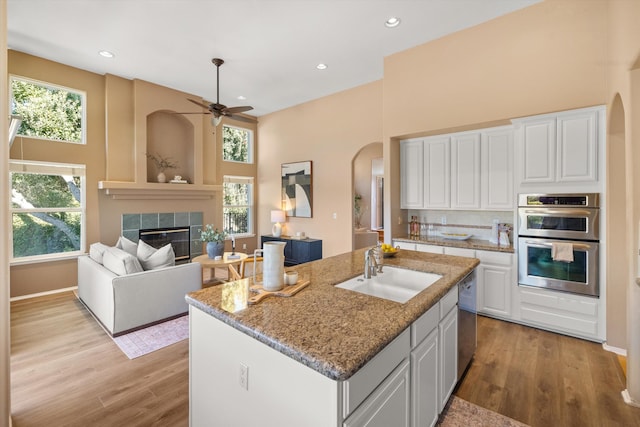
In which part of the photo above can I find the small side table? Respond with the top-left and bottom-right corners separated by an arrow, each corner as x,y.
192,252 -> 248,286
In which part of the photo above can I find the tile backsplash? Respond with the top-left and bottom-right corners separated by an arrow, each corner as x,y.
407,209 -> 515,241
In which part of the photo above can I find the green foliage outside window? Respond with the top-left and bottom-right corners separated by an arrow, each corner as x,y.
11,77 -> 84,144
223,125 -> 251,163
11,168 -> 84,259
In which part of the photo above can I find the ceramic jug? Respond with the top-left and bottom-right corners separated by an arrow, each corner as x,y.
253,241 -> 286,291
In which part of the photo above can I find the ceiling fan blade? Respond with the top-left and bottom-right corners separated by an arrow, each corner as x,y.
187,98 -> 212,110
173,111 -> 211,115
227,114 -> 258,124
224,106 -> 254,114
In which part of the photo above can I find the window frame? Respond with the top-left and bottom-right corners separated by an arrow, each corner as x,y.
9,75 -> 87,145
222,175 -> 254,238
222,124 -> 254,164
9,160 -> 87,264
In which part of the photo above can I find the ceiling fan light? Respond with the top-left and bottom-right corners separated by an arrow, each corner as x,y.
212,116 -> 222,127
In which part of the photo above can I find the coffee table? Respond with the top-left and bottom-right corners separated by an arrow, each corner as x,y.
193,252 -> 248,286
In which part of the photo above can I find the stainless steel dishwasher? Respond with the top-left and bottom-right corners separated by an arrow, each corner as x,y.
457,271 -> 477,381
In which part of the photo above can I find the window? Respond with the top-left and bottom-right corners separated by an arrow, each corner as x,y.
223,176 -> 254,236
10,161 -> 86,262
10,76 -> 86,144
222,125 -> 253,163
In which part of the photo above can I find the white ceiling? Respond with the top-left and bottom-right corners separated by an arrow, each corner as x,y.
7,0 -> 539,117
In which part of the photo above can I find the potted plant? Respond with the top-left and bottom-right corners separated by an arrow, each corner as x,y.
146,152 -> 178,183
200,224 -> 227,259
354,194 -> 367,230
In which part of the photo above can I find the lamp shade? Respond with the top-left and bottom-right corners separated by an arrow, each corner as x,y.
271,210 -> 286,223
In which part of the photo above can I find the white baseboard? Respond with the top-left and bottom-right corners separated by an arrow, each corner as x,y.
602,342 -> 627,356
622,389 -> 640,408
10,286 -> 78,302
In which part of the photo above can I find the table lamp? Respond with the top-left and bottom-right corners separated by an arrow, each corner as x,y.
271,210 -> 286,237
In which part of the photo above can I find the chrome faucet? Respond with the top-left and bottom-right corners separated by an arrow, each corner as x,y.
364,247 -> 381,279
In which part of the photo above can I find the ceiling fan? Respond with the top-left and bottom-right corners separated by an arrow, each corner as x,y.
184,58 -> 256,126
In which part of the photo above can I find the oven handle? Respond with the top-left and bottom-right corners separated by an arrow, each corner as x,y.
523,240 -> 592,250
520,208 -> 593,216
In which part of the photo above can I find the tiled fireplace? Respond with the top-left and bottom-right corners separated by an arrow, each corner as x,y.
121,211 -> 204,259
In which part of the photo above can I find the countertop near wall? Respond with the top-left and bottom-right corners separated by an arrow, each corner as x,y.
394,235 -> 515,254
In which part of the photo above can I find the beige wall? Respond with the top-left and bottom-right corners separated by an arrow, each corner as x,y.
258,81 -> 383,257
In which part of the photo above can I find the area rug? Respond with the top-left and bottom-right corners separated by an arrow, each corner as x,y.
437,396 -> 530,427
112,315 -> 189,359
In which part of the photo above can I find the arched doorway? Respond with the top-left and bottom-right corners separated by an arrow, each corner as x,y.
352,142 -> 383,250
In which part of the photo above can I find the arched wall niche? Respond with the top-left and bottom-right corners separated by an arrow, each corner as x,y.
146,110 -> 195,183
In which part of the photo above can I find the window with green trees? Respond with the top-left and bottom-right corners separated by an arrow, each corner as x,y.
223,176 -> 253,236
223,125 -> 252,163
10,76 -> 86,144
10,161 -> 86,261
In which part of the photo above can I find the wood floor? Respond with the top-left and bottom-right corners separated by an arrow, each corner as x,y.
10,292 -> 640,426
456,315 -> 640,427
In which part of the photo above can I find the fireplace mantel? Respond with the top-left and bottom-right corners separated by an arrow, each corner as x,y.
99,181 -> 222,200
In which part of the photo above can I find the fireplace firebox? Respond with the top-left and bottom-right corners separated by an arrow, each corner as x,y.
139,227 -> 190,263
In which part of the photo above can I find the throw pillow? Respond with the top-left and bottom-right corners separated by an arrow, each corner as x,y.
136,240 -> 176,270
89,242 -> 110,264
116,236 -> 138,256
102,247 -> 144,276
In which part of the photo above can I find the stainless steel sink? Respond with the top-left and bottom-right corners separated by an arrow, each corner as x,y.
335,266 -> 443,303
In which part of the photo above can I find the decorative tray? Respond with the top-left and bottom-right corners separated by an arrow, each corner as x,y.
440,233 -> 472,241
382,249 -> 398,258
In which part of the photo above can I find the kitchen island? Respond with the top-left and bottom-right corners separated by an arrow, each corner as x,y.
186,248 -> 478,427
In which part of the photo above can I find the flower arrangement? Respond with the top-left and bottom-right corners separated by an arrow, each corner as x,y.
146,152 -> 178,172
200,224 -> 227,243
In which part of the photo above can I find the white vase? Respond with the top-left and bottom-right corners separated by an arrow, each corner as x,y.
157,172 -> 167,183
253,242 -> 286,291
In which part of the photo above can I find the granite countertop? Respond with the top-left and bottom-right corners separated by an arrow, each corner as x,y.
185,248 -> 479,381
394,235 -> 515,254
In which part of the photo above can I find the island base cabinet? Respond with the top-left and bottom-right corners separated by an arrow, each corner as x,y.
189,306 -> 339,427
410,328 -> 439,427
439,307 -> 458,413
343,360 -> 411,427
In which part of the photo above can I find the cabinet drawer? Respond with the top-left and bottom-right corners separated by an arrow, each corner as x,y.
411,303 -> 439,348
394,241 -> 416,251
342,328 -> 410,419
443,247 -> 475,258
439,286 -> 458,320
476,250 -> 513,266
415,244 -> 444,254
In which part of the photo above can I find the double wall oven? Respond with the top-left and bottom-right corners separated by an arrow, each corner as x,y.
517,193 -> 600,297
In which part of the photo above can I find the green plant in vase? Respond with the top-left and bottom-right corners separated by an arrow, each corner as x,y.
146,152 -> 178,183
201,224 -> 227,258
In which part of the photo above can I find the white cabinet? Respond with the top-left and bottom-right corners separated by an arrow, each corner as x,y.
400,140 -> 424,209
481,127 -> 514,209
423,136 -> 450,209
411,328 -> 439,427
400,126 -> 514,211
344,360 -> 411,427
438,306 -> 458,412
415,243 -> 444,254
476,251 -> 514,319
515,106 -> 603,186
450,133 -> 481,209
395,241 -> 416,251
443,247 -> 475,258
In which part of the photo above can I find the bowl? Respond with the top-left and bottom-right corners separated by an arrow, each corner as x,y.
382,249 -> 398,258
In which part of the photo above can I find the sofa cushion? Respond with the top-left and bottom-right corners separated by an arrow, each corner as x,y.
116,236 -> 138,256
103,247 -> 144,276
89,242 -> 111,264
137,240 -> 176,270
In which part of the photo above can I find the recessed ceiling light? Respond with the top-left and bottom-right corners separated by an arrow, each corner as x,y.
316,63 -> 328,70
237,95 -> 247,101
385,17 -> 401,28
99,50 -> 115,58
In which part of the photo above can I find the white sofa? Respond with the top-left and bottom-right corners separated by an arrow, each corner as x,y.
77,254 -> 202,336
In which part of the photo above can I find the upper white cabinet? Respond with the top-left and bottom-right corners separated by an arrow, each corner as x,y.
514,106 -> 603,186
450,133 -> 480,209
423,136 -> 450,209
400,139 -> 424,209
400,127 -> 512,211
480,127 -> 514,209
